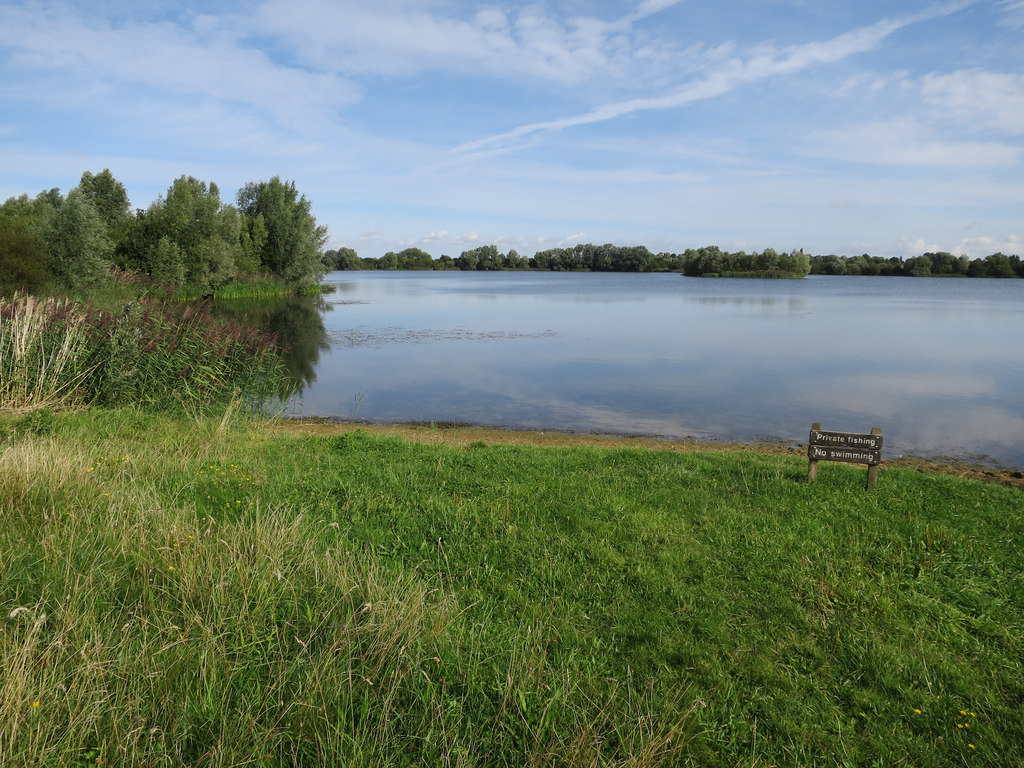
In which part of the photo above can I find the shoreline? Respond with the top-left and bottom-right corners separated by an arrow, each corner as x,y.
277,416 -> 1024,491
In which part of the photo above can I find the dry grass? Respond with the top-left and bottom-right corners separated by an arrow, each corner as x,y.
0,295 -> 93,413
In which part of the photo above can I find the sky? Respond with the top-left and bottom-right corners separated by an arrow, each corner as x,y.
1,0 -> 1022,260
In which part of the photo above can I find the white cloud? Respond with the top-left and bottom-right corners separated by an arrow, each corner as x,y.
902,238 -> 944,254
812,118 -> 1020,167
249,0 -> 650,85
999,0 -> 1024,27
453,4 -> 974,156
921,70 -> 1024,135
0,4 -> 358,132
951,233 -> 1022,256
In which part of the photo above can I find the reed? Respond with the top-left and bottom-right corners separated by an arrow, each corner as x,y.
1,294 -> 287,415
0,295 -> 94,413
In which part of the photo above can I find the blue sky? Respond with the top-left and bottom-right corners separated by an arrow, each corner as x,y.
1,0 -> 1022,259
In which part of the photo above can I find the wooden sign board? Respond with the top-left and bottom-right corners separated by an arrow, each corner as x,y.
807,423 -> 883,488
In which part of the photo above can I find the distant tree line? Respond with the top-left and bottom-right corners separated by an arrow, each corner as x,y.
1,169 -> 327,295
807,251 -> 1024,278
324,242 -> 1023,278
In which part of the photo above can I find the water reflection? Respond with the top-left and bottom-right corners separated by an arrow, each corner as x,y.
690,296 -> 807,311
214,295 -> 330,397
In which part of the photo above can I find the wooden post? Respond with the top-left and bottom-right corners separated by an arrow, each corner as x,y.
807,422 -> 821,483
866,427 -> 882,489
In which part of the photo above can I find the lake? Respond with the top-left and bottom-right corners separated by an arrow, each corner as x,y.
267,271 -> 1024,469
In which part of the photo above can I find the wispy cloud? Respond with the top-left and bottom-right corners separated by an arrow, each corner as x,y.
998,0 -> 1024,27
812,118 -> 1020,167
453,3 -> 976,156
0,3 -> 358,132
248,0 -> 675,85
921,71 -> 1024,134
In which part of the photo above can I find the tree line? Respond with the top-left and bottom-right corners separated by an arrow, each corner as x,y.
325,242 -> 1023,278
5,170 -> 1019,294
1,170 -> 327,295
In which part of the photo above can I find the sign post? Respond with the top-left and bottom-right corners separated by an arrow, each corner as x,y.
807,423 -> 883,489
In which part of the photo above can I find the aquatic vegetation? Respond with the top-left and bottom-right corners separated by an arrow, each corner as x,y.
0,293 -> 288,414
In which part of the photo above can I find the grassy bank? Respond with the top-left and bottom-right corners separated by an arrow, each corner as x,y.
1,408 -> 1021,766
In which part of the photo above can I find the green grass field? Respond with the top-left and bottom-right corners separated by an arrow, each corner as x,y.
1,408 -> 1021,767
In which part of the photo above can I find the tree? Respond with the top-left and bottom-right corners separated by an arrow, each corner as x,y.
40,187 -> 113,288
237,177 -> 327,286
0,217 -> 52,293
904,254 -> 933,277
504,249 -> 528,269
455,249 -> 479,270
981,252 -> 1017,278
78,169 -> 132,247
322,247 -> 361,270
149,236 -> 186,284
395,247 -> 434,270
926,251 -> 960,275
142,176 -> 241,291
237,213 -> 267,274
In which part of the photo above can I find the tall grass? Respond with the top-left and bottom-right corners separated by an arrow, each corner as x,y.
0,418 -> 692,766
0,294 -> 288,414
83,299 -> 287,411
0,296 -> 93,413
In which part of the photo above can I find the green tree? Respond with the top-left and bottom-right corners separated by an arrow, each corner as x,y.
455,249 -> 479,270
236,177 -> 327,287
142,176 -> 241,291
926,251 -> 959,275
395,247 -> 434,270
149,236 -> 186,284
904,254 -> 933,277
981,252 -> 1017,278
238,213 -> 267,274
322,247 -> 362,270
40,187 -> 113,288
0,217 -> 52,293
504,249 -> 528,269
78,169 -> 132,248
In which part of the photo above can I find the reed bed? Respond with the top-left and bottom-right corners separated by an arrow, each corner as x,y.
0,294 -> 287,414
0,295 -> 93,413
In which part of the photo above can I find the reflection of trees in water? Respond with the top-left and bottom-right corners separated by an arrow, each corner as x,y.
213,295 -> 330,398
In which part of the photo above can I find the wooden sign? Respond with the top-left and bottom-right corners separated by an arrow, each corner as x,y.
807,423 -> 883,488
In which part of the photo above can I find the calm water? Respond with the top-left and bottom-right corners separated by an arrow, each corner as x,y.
272,272 -> 1024,468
